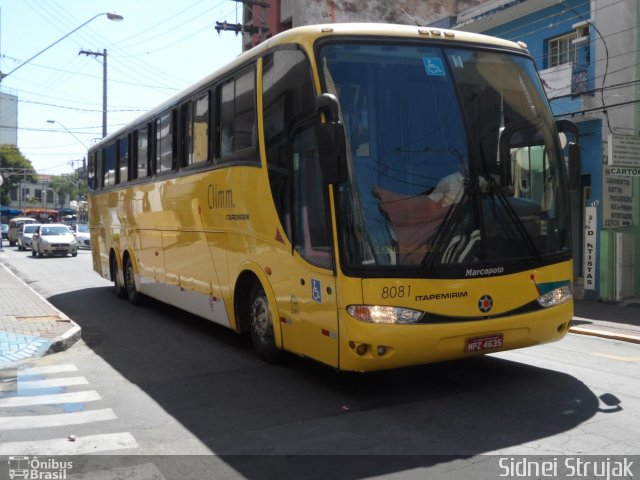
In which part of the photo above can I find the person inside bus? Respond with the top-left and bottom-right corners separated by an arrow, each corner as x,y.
373,171 -> 466,265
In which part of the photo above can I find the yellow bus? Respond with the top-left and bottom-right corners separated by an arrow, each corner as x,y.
88,24 -> 580,372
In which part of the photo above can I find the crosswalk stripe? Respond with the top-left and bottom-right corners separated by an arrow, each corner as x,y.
0,390 -> 101,408
68,464 -> 168,480
0,408 -> 117,430
18,364 -> 78,376
0,376 -> 89,392
0,432 -> 138,455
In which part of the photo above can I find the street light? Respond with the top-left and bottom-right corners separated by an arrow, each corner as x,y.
0,12 -> 123,82
46,120 -> 88,149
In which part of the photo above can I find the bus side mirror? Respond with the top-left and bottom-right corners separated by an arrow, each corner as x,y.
315,93 -> 348,184
568,143 -> 581,190
556,119 -> 581,190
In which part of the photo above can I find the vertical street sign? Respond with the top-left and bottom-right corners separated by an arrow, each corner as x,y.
583,206 -> 597,291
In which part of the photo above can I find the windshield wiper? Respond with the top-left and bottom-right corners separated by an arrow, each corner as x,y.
420,179 -> 473,272
486,177 -> 542,264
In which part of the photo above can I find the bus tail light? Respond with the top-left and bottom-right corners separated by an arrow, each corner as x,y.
347,305 -> 424,324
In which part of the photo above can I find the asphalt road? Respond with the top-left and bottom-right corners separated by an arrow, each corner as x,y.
1,247 -> 638,479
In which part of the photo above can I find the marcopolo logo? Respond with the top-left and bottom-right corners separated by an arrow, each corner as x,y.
465,266 -> 505,277
7,456 -> 73,479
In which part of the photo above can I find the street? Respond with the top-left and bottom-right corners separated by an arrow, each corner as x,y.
0,247 -> 639,479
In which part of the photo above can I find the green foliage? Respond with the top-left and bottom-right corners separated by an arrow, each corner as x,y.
0,144 -> 37,206
50,173 -> 84,207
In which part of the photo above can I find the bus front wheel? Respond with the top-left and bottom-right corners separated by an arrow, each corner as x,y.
249,285 -> 279,363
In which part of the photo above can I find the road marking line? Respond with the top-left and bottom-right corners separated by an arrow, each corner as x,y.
0,390 -> 101,408
0,408 -> 116,430
18,364 -> 78,376
0,432 -> 138,455
0,376 -> 89,392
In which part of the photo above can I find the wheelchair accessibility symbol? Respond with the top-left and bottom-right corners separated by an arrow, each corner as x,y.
311,279 -> 322,303
423,57 -> 446,76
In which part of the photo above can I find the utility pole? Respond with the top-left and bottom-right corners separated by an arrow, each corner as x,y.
215,0 -> 270,48
79,49 -> 108,138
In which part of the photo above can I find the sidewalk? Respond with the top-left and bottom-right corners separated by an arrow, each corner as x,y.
0,256 -> 638,367
0,262 -> 81,368
572,297 -> 640,345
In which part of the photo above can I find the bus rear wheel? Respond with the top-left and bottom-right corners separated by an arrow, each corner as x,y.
111,256 -> 126,298
124,256 -> 142,305
249,285 -> 279,363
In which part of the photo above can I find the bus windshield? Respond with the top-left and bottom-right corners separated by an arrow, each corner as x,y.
319,42 -> 571,272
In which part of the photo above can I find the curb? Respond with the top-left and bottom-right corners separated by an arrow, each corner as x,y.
569,326 -> 640,345
47,324 -> 83,354
0,263 -> 82,365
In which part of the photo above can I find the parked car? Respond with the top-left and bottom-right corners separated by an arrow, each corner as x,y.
17,223 -> 41,251
1,224 -> 8,240
8,217 -> 37,246
31,223 -> 78,257
71,223 -> 91,249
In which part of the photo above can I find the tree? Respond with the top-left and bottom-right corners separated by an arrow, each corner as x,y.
0,144 -> 37,207
49,173 -> 84,208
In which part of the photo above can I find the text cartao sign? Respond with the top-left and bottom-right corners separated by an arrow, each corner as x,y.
603,167 -> 634,228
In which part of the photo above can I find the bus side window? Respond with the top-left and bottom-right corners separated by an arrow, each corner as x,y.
192,92 -> 210,164
180,102 -> 192,167
118,135 -> 129,183
96,149 -> 103,190
292,126 -> 332,269
182,92 -> 210,167
234,69 -> 256,151
219,66 -> 257,161
88,151 -> 96,190
136,125 -> 149,179
104,143 -> 116,188
262,48 -> 316,242
220,81 -> 234,157
156,111 -> 175,173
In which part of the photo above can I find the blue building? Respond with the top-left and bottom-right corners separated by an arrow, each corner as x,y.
446,0 -> 640,301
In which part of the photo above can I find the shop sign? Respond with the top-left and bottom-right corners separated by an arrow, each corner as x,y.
608,134 -> 640,167
602,167 -> 634,228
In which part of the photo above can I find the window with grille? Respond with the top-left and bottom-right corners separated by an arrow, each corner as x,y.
548,32 -> 577,67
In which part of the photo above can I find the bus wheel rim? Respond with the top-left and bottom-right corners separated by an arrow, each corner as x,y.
125,260 -> 135,295
251,296 -> 271,343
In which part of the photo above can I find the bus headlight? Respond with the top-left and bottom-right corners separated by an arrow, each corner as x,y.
347,305 -> 424,324
537,286 -> 572,307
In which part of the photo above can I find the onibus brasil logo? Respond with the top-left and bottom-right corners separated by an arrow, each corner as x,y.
7,456 -> 73,479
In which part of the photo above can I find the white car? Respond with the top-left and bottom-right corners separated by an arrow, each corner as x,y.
17,223 -> 41,251
72,224 -> 91,249
31,224 -> 79,257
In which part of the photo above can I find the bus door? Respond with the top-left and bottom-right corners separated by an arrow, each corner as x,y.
283,125 -> 339,366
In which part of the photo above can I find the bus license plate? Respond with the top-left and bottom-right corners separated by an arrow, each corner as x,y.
465,333 -> 503,353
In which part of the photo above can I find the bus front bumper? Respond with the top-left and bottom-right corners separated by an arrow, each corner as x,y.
337,301 -> 573,372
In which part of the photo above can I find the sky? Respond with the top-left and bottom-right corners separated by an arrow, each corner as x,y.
0,0 -> 244,175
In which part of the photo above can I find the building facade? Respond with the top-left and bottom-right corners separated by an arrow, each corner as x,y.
236,0 -> 639,301
0,174 -> 78,224
0,90 -> 18,145
240,0 -> 489,50
452,0 -> 640,301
